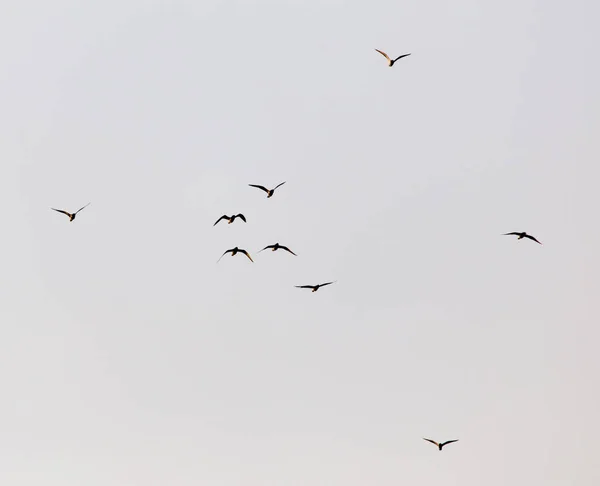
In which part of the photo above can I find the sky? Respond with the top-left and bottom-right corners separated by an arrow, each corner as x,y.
1,0 -> 599,484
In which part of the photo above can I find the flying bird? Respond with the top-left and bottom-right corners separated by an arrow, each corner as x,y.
248,182 -> 286,198
375,49 -> 411,67
295,281 -> 336,292
503,232 -> 542,245
51,203 -> 91,222
423,438 -> 459,451
213,214 -> 247,226
217,247 -> 253,263
259,242 -> 297,256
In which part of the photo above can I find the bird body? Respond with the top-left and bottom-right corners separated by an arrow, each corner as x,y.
375,49 -> 411,67
218,247 -> 253,262
248,182 -> 286,198
214,214 -> 247,226
259,242 -> 297,256
295,281 -> 336,292
503,232 -> 542,245
51,203 -> 90,222
423,438 -> 459,451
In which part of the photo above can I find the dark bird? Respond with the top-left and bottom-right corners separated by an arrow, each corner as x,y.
503,232 -> 542,245
375,49 -> 411,67
259,242 -> 297,256
248,182 -> 286,198
295,281 -> 336,292
51,203 -> 91,222
213,214 -> 247,226
217,247 -> 253,263
423,438 -> 459,451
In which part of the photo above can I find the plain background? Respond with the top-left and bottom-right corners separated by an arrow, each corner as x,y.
1,1 -> 599,485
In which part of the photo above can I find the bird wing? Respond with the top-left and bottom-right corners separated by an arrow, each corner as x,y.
249,184 -> 269,193
241,249 -> 254,262
524,234 -> 542,245
393,53 -> 411,62
280,245 -> 297,256
213,215 -> 229,226
295,285 -> 315,289
274,181 -> 286,190
236,214 -> 247,223
259,245 -> 275,252
440,440 -> 459,447
503,232 -> 521,236
319,281 -> 336,287
217,249 -> 232,262
74,202 -> 91,214
375,49 -> 391,61
51,208 -> 72,217
423,438 -> 439,447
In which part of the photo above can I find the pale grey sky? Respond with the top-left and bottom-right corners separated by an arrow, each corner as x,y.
1,0 -> 599,485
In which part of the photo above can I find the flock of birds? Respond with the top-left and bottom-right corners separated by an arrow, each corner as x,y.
50,47 -> 544,455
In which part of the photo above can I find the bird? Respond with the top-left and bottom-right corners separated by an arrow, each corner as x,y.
295,281 -> 336,292
213,214 -> 247,226
217,247 -> 253,263
259,242 -> 297,256
423,438 -> 459,451
375,49 -> 411,67
503,232 -> 542,245
51,202 -> 91,222
248,182 -> 286,198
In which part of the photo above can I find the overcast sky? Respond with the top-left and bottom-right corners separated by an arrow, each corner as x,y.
1,1 -> 599,485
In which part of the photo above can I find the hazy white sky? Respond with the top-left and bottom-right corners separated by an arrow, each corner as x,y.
1,0 -> 599,484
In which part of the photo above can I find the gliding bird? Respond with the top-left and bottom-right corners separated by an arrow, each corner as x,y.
259,242 -> 297,256
375,49 -> 411,67
213,214 -> 247,226
217,247 -> 253,263
248,182 -> 286,198
423,438 -> 459,451
295,281 -> 336,292
503,232 -> 542,245
51,203 -> 91,222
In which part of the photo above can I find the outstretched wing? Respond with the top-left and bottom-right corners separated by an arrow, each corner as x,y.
241,249 -> 254,262
524,234 -> 542,245
375,49 -> 391,61
213,215 -> 229,226
249,184 -> 269,194
235,213 -> 247,223
51,208 -> 72,217
259,245 -> 275,252
423,438 -> 439,447
319,281 -> 336,287
280,245 -> 297,256
74,202 -> 91,214
295,285 -> 315,289
393,53 -> 411,62
503,232 -> 521,236
217,249 -> 232,262
274,181 -> 286,190
440,439 -> 459,448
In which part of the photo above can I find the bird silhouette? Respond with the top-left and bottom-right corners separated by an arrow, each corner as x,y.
217,247 -> 253,263
375,49 -> 411,67
295,281 -> 336,292
51,203 -> 91,222
213,214 -> 247,226
248,182 -> 286,198
503,232 -> 542,245
423,438 -> 459,451
259,243 -> 297,256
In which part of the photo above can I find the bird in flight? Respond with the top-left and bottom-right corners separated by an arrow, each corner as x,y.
259,242 -> 297,256
503,232 -> 542,245
51,202 -> 91,222
213,214 -> 247,226
248,182 -> 286,198
423,438 -> 459,451
375,49 -> 411,67
217,247 -> 253,263
295,281 -> 336,292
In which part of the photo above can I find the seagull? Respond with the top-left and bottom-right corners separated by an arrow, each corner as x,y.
503,232 -> 542,245
423,438 -> 459,451
51,202 -> 91,222
217,247 -> 253,263
375,49 -> 411,67
213,214 -> 247,226
259,242 -> 297,256
295,281 -> 336,292
248,182 -> 286,198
